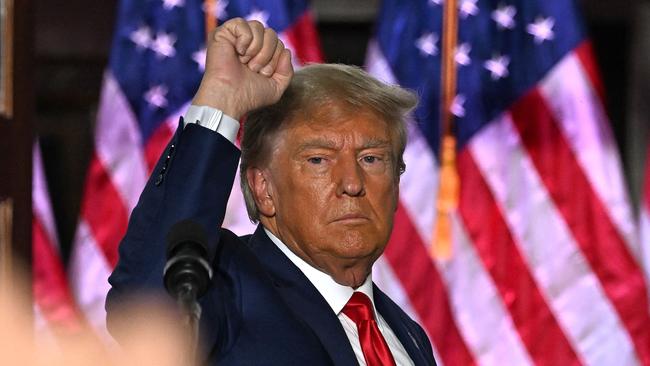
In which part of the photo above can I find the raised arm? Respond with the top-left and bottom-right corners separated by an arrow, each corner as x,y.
105,18 -> 293,335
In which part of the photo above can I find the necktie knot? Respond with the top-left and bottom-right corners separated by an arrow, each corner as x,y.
342,291 -> 375,323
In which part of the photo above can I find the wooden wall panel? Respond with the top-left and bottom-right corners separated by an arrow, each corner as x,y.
0,0 -> 32,283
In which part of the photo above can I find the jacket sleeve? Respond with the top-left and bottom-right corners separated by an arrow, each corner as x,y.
105,119 -> 241,335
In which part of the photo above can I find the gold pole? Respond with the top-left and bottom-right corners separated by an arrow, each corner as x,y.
204,0 -> 217,38
431,0 -> 459,260
0,0 -> 14,117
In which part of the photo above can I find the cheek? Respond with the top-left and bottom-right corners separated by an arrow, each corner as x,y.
373,177 -> 399,208
282,174 -> 334,217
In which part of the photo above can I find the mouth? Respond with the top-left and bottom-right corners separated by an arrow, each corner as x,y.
332,213 -> 370,224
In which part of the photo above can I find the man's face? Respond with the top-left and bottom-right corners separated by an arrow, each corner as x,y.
257,107 -> 400,287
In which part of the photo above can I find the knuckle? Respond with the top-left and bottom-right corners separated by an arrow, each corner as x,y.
226,17 -> 246,29
249,20 -> 264,29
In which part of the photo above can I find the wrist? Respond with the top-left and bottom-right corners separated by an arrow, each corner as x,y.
191,83 -> 243,120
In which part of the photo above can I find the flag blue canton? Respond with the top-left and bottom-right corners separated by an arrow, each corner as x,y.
109,0 -> 311,143
375,0 -> 587,155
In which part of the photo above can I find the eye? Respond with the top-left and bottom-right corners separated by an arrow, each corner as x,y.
362,156 -> 379,164
308,157 -> 324,164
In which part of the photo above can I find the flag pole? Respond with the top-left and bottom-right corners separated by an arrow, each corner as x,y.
431,0 -> 459,260
204,0 -> 217,38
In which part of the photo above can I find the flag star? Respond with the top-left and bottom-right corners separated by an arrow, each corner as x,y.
484,54 -> 510,80
192,47 -> 207,71
416,32 -> 438,57
246,8 -> 270,27
203,0 -> 228,20
459,0 -> 479,18
429,0 -> 443,6
130,25 -> 152,50
151,32 -> 177,58
527,16 -> 555,44
492,4 -> 516,29
450,95 -> 466,117
455,43 -> 471,66
144,85 -> 168,109
162,0 -> 184,10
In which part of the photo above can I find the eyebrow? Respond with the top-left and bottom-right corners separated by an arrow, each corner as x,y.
295,138 -> 392,152
295,138 -> 339,152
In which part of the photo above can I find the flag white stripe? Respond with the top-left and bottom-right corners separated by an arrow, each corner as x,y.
364,40 -> 399,85
32,144 -> 59,251
448,216 -> 534,366
373,257 -> 421,326
470,112 -> 638,366
223,163 -> 257,236
539,54 -> 638,258
69,220 -> 112,341
95,72 -> 148,212
401,122 -> 439,240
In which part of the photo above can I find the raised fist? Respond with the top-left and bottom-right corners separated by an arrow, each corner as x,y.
192,18 -> 294,119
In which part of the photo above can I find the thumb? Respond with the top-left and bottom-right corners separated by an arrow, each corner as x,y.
271,49 -> 294,91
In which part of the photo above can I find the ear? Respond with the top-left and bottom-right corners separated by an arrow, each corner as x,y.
246,167 -> 276,217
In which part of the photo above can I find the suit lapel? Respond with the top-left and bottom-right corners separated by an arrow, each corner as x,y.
246,226 -> 359,366
373,285 -> 430,366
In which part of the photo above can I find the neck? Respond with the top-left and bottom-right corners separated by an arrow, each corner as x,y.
260,219 -> 374,288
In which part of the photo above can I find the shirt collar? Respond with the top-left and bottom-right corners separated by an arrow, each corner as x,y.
264,228 -> 376,316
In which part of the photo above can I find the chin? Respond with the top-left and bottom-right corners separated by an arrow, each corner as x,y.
333,240 -> 378,260
336,229 -> 387,257
333,269 -> 371,288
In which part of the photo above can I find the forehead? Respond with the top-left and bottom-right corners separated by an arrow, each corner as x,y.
282,107 -> 392,145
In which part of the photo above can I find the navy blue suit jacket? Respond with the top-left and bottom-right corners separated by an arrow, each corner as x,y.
106,121 -> 436,365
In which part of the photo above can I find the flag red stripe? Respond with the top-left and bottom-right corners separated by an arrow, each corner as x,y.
458,149 -> 582,366
574,41 -> 607,109
80,154 -> 129,267
510,89 -> 650,365
385,203 -> 476,366
284,11 -> 324,64
144,121 -> 175,173
33,217 -> 83,332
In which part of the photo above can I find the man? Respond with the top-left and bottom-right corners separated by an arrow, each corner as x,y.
106,18 -> 436,366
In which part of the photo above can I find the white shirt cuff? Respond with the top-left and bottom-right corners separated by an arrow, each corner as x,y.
183,105 -> 240,144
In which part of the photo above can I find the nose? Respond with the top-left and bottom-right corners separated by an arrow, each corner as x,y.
335,157 -> 365,197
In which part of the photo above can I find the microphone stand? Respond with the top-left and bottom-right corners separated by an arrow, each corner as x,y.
176,283 -> 202,366
164,220 -> 212,366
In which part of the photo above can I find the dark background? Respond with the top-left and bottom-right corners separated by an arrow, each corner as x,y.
32,0 -> 642,263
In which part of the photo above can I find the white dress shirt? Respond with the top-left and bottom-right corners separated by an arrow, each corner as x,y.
184,105 -> 415,365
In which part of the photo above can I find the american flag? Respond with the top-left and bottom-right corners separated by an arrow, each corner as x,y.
366,0 -> 650,365
32,143 -> 84,339
67,0 -> 322,338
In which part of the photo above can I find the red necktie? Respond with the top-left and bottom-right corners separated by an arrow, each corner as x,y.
342,292 -> 397,366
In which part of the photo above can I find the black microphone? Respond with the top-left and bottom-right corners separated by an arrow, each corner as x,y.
164,219 -> 213,300
163,220 -> 212,365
